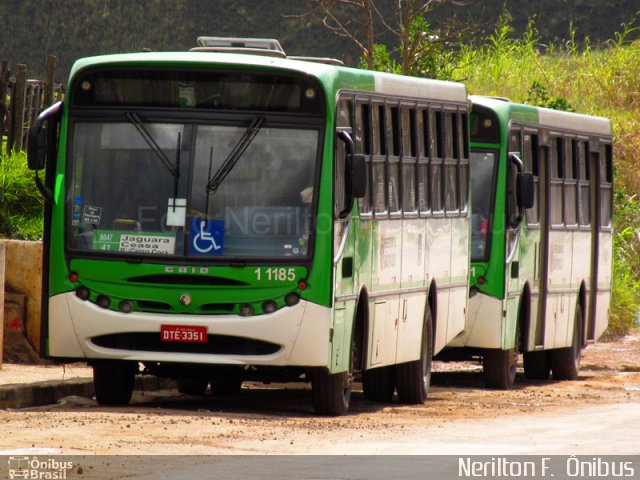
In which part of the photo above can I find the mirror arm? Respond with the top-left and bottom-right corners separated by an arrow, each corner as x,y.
337,131 -> 356,219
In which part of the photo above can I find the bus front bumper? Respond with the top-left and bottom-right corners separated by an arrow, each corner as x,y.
48,293 -> 331,367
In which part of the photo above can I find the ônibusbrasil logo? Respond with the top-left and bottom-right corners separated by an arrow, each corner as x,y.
8,457 -> 74,480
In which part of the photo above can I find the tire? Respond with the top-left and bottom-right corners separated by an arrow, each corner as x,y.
362,366 -> 396,402
396,308 -> 433,404
177,377 -> 209,396
93,361 -> 136,406
210,377 -> 243,397
483,347 -> 518,389
551,303 -> 583,380
523,350 -> 551,380
312,369 -> 352,416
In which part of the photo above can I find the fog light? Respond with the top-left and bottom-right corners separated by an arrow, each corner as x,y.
96,295 -> 111,309
76,286 -> 90,301
285,292 -> 300,307
119,300 -> 134,314
239,303 -> 254,316
262,300 -> 277,314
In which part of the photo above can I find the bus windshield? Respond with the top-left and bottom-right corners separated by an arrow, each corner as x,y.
470,150 -> 497,261
68,119 -> 319,259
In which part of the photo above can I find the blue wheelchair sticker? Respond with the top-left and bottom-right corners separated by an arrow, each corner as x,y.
190,219 -> 224,256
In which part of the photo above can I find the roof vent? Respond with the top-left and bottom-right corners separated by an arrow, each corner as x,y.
192,36 -> 286,58
190,37 -> 344,65
288,56 -> 344,66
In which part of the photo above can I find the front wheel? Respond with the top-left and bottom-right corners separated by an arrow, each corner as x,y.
93,361 -> 136,406
312,369 -> 352,416
396,308 -> 433,404
551,303 -> 583,380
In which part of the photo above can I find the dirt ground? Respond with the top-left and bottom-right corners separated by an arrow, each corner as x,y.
0,333 -> 638,456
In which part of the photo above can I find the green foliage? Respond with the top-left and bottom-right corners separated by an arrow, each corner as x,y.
0,150 -> 44,240
525,81 -> 574,112
609,192 -> 640,337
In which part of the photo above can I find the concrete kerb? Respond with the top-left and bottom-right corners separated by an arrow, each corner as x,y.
0,374 -> 175,410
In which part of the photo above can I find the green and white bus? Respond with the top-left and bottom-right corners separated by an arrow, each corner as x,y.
444,96 -> 613,388
28,37 -> 471,414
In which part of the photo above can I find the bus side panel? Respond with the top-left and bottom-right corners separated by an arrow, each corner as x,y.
595,230 -> 613,339
396,218 -> 428,364
546,230 -> 574,348
457,293 -> 503,348
448,216 -> 470,340
427,217 -> 452,353
395,292 -> 427,364
369,219 -> 402,365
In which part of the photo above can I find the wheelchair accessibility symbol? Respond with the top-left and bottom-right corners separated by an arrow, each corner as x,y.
190,219 -> 224,255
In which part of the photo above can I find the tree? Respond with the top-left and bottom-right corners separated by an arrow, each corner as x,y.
286,0 -> 467,75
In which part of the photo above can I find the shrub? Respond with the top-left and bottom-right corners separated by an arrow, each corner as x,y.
0,150 -> 44,240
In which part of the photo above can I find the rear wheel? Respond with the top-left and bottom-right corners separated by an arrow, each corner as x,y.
551,303 -> 582,380
93,361 -> 136,406
483,346 -> 518,389
396,308 -> 433,404
362,366 -> 396,402
177,377 -> 209,396
523,350 -> 551,380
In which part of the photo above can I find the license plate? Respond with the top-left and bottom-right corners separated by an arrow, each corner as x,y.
160,325 -> 208,343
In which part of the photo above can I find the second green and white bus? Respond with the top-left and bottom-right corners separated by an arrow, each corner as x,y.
443,96 -> 613,388
28,37 -> 471,414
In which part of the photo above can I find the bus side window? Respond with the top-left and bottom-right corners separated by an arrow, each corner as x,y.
431,110 -> 444,214
550,137 -> 564,227
373,103 -> 387,216
388,106 -> 401,215
507,127 -> 522,227
459,112 -> 470,215
418,109 -> 430,216
578,140 -> 591,227
524,132 -> 540,225
599,143 -> 613,229
335,97 -> 353,219
402,107 -> 418,214
444,111 -> 459,215
356,101 -> 372,216
564,138 -> 578,227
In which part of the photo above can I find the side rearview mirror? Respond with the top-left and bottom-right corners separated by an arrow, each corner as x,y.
517,171 -> 535,209
350,153 -> 366,199
337,131 -> 367,218
27,101 -> 63,171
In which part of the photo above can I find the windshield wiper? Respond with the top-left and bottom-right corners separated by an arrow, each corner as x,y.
126,111 -> 178,178
206,117 -> 265,194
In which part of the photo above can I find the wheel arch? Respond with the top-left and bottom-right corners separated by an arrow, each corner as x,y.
427,279 -> 437,346
518,283 -> 532,352
352,285 -> 370,372
577,282 -> 588,348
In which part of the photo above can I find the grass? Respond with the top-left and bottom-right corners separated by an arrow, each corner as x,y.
0,149 -> 44,240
